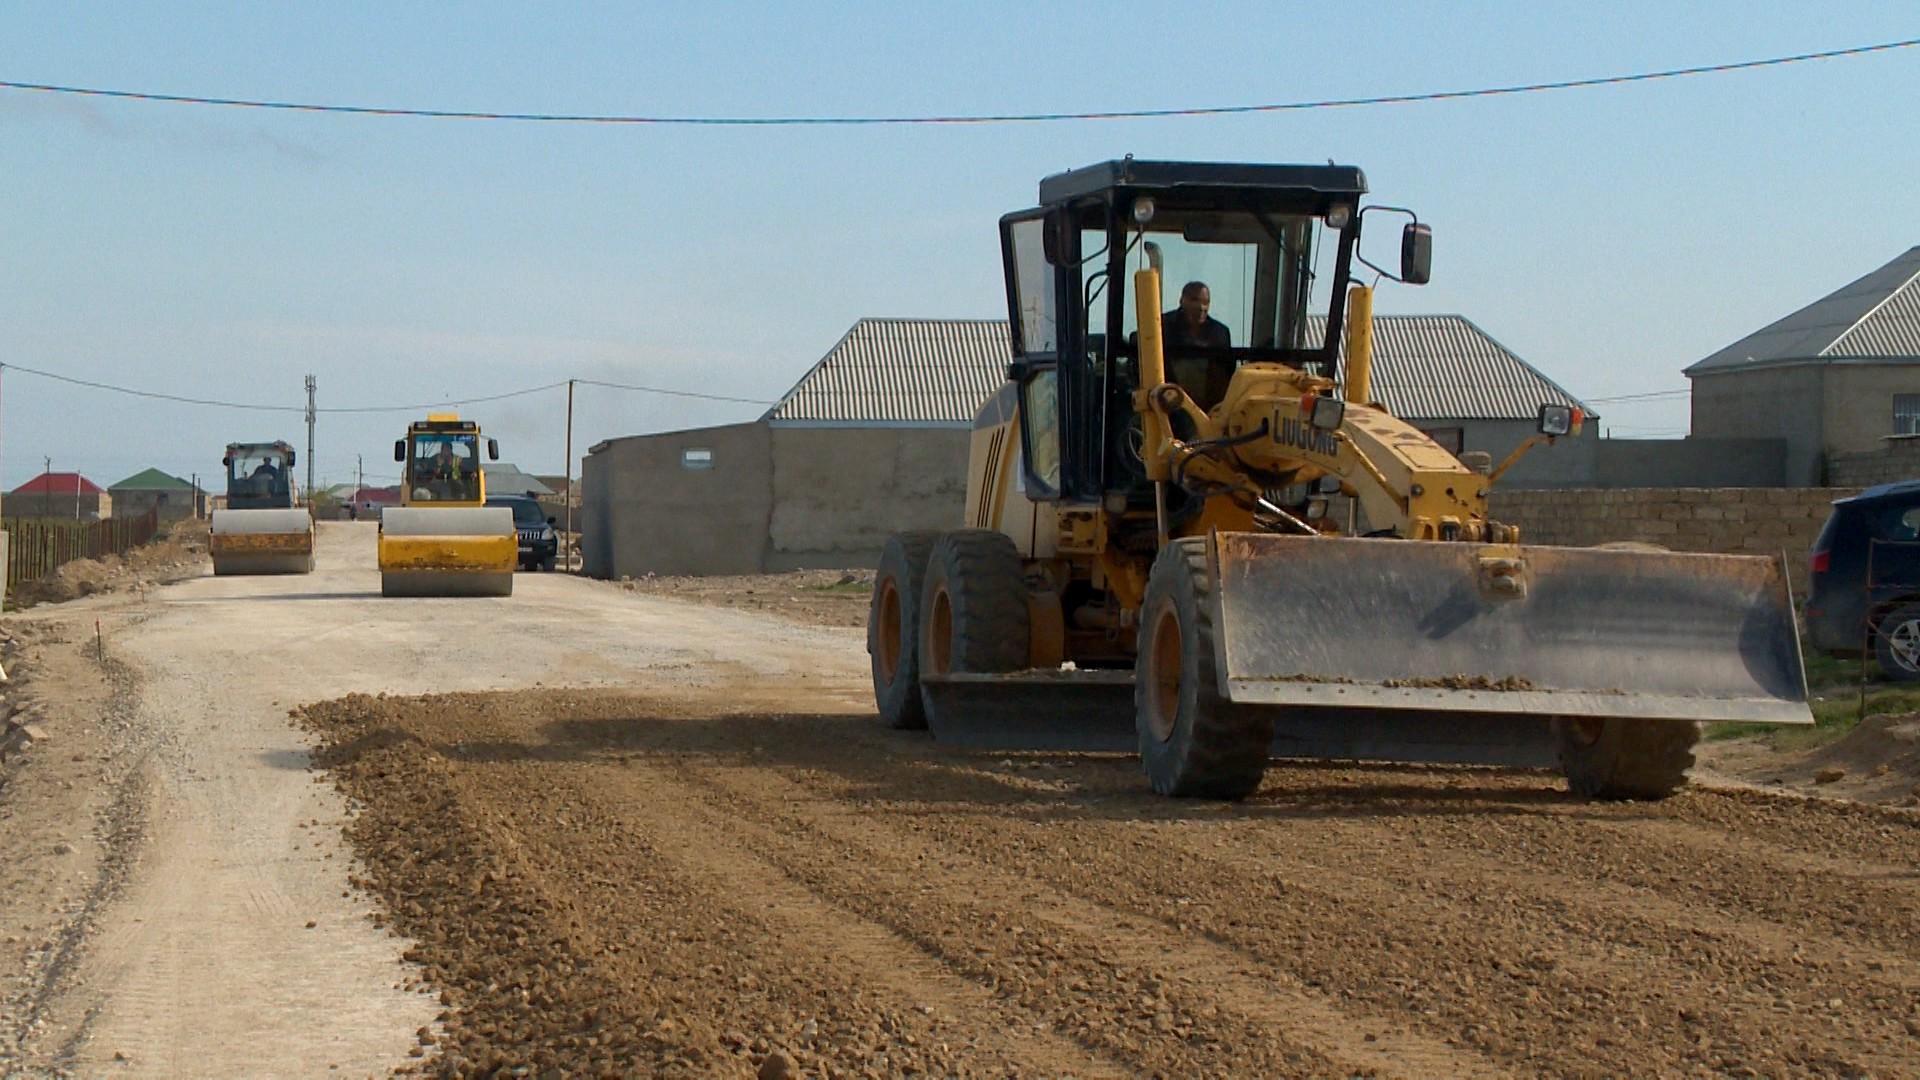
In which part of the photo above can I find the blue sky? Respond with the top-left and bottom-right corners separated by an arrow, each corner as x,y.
2,2 -> 1917,492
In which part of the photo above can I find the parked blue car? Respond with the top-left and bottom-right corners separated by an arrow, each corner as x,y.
1804,480 -> 1920,680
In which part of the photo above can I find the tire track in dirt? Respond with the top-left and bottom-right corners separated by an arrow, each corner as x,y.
563,761 -> 1132,1078
669,756 -> 1511,1080
302,690 -> 1920,1078
725,729 -> 1919,1077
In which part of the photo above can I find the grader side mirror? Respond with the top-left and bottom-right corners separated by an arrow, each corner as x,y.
393,440 -> 406,463
286,451 -> 296,467
1401,223 -> 1433,285
487,438 -> 500,461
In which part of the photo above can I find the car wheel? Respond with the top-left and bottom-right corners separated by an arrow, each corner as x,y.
1873,602 -> 1920,682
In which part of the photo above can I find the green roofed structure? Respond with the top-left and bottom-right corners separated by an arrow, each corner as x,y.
109,468 -> 202,522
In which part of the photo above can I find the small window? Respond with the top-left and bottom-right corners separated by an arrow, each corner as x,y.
681,448 -> 714,470
1020,369 -> 1061,495
1894,394 -> 1920,435
1007,217 -> 1058,355
1422,426 -> 1465,454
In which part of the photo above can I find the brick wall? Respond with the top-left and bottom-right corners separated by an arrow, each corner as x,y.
1488,487 -> 1854,594
1827,438 -> 1920,487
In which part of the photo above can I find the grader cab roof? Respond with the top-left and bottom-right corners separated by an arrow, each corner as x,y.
1037,159 -> 1368,210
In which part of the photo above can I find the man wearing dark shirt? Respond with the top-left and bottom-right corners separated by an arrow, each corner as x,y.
1161,281 -> 1233,406
1162,281 -> 1231,349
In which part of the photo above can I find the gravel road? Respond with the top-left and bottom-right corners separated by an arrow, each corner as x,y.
6,520 -> 1919,1078
10,522 -> 862,1077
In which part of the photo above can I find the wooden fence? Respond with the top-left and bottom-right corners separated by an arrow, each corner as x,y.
4,509 -> 162,597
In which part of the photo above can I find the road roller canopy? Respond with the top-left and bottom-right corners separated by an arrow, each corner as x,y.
223,441 -> 297,508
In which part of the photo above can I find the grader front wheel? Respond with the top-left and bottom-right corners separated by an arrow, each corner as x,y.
1554,717 -> 1699,800
1135,538 -> 1274,799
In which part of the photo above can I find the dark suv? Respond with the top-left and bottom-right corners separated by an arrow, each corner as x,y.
1805,480 -> 1920,680
487,495 -> 558,572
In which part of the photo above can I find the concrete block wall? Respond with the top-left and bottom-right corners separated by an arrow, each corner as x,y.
1827,439 -> 1920,487
1488,487 -> 1854,593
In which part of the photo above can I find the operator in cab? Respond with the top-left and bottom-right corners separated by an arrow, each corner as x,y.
1162,281 -> 1233,408
420,440 -> 475,500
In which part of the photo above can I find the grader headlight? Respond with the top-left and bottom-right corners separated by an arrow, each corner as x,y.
1305,393 -> 1346,431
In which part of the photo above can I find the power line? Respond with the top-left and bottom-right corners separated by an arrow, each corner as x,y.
2,38 -> 1912,127
0,362 -> 687,412
575,377 -> 773,405
1584,388 -> 1691,403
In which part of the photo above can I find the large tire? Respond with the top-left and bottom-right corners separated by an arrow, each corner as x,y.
916,530 -> 1030,723
1554,717 -> 1698,800
1135,538 -> 1274,799
868,531 -> 942,729
1872,602 -> 1920,683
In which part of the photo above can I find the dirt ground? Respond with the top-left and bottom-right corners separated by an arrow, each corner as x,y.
4,540 -> 1919,1078
7,519 -> 209,608
298,685 -> 1920,1079
1701,712 -> 1920,806
616,568 -> 875,628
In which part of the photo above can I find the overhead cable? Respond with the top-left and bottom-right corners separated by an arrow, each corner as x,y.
1,38 -> 1912,127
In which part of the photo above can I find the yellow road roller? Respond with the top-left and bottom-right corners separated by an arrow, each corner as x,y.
377,414 -> 515,597
209,441 -> 315,575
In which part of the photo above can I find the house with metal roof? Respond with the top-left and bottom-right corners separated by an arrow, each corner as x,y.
1686,246 -> 1920,484
583,319 -> 996,576
581,315 -> 1613,577
8,471 -> 111,520
108,468 -> 202,522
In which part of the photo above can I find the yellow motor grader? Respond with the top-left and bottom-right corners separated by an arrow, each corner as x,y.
868,159 -> 1810,800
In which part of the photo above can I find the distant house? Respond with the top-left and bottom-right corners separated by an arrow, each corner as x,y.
481,464 -> 554,498
8,472 -> 110,521
1686,246 -> 1920,484
109,468 -> 200,522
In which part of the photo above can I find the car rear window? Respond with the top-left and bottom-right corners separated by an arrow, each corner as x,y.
1871,501 -> 1920,542
489,500 -> 545,526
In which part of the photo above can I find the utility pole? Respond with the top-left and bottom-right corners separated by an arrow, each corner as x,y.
356,454 -> 364,519
563,378 -> 575,572
42,456 -> 51,518
303,374 -> 317,509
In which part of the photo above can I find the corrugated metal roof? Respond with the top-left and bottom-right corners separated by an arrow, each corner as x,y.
1825,264 -> 1920,357
1686,246 -> 1920,373
765,319 -> 1011,425
766,314 -> 1586,426
1315,314 -> 1592,420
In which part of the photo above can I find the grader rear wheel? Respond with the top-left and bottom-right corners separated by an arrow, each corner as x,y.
916,531 -> 1030,732
1135,538 -> 1274,799
868,531 -> 942,730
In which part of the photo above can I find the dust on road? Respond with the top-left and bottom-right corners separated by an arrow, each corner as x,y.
302,685 -> 1920,1079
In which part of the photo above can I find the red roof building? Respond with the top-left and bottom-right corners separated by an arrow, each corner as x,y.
10,471 -> 104,496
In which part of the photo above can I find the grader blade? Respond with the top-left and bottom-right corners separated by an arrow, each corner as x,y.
917,670 -> 1564,766
1210,533 -> 1812,726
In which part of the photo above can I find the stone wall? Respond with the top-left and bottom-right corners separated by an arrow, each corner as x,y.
1489,487 -> 1854,593
1827,437 -> 1920,488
